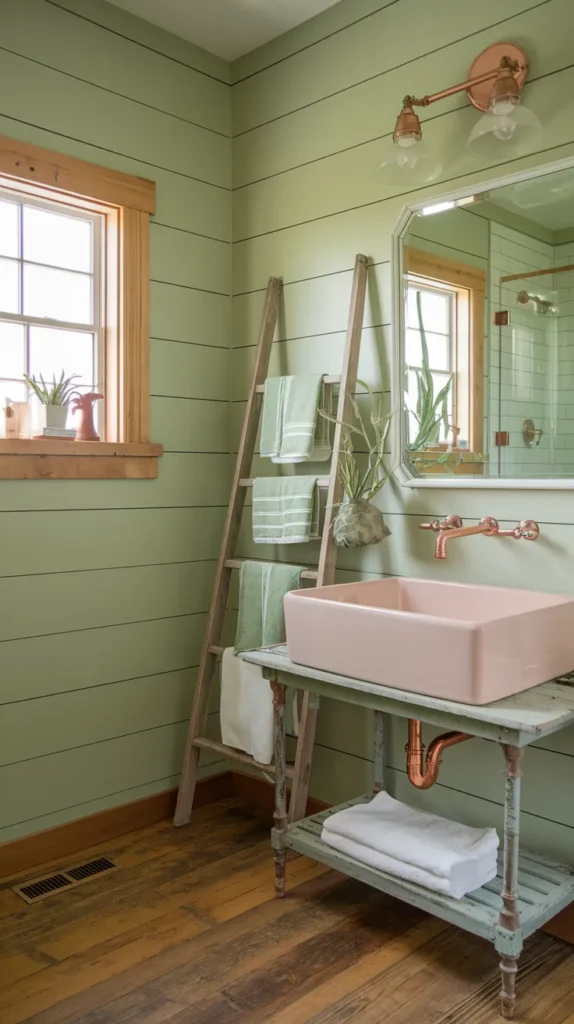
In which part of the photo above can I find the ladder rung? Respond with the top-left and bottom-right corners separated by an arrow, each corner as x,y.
193,736 -> 295,778
239,477 -> 330,488
255,375 -> 340,394
225,558 -> 318,580
209,645 -> 225,656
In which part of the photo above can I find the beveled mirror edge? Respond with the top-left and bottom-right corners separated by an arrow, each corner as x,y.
391,153 -> 574,490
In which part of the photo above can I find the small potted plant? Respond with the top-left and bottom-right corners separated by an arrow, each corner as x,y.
24,371 -> 81,431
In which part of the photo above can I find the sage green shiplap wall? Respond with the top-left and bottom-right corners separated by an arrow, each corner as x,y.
0,0 -> 232,842
231,0 -> 574,862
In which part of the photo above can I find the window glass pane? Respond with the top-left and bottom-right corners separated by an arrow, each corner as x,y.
0,200 -> 19,258
405,369 -> 452,446
23,206 -> 92,272
23,265 -> 92,324
28,326 -> 94,391
420,289 -> 450,334
0,258 -> 19,314
406,329 -> 449,371
0,321 -> 25,379
407,286 -> 450,333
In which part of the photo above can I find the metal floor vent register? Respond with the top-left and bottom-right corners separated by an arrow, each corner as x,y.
13,856 -> 116,904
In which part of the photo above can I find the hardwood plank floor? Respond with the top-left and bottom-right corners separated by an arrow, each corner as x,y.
0,798 -> 573,1023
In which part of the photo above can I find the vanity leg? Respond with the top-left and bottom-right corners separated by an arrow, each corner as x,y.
373,711 -> 385,793
496,744 -> 524,1020
271,677 -> 287,898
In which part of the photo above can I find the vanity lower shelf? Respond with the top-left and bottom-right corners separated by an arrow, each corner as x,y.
282,796 -> 574,943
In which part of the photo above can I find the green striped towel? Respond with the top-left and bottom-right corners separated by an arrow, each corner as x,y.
252,476 -> 320,544
234,561 -> 304,653
261,374 -> 333,463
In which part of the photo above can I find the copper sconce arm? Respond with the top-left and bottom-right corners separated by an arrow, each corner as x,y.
406,56 -> 521,110
406,719 -> 472,789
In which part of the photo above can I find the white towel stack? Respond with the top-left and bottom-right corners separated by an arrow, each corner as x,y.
321,792 -> 499,900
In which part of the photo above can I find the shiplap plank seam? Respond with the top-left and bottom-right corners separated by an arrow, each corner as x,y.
231,0 -> 399,85
0,43 -> 231,138
45,0 -> 231,84
231,0 -> 554,135
0,111 -> 231,191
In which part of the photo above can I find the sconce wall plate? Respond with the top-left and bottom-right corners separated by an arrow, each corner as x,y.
467,43 -> 529,111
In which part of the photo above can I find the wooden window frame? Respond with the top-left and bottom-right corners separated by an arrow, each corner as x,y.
0,135 -> 162,479
405,247 -> 486,455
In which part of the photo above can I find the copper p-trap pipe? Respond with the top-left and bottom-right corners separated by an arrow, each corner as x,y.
406,719 -> 472,789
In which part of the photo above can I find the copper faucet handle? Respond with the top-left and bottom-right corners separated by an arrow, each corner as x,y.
479,516 -> 499,536
419,515 -> 463,533
495,519 -> 540,540
517,519 -> 540,540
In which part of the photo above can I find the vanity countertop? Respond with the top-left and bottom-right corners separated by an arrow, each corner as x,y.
239,645 -> 574,747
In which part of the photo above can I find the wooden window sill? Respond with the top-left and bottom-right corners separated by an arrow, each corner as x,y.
0,440 -> 163,480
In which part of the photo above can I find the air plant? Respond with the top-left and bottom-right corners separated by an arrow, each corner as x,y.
408,290 -> 453,451
321,379 -> 393,501
23,371 -> 81,406
320,380 -> 393,547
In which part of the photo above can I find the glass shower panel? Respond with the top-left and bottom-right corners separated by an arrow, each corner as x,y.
493,271 -> 558,478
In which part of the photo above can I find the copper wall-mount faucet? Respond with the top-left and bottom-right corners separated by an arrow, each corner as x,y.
420,516 -> 540,559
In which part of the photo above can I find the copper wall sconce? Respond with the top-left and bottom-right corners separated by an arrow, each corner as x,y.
376,43 -> 543,184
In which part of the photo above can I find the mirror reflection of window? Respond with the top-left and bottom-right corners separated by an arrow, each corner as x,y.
399,164 -> 574,482
405,280 -> 455,446
403,247 -> 485,474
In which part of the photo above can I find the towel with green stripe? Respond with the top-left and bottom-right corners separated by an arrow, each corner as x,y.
252,476 -> 320,544
261,373 -> 333,463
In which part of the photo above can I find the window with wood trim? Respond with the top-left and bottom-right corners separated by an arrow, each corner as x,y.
405,247 -> 485,456
0,135 -> 162,480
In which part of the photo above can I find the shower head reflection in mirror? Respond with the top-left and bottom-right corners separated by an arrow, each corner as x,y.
393,157 -> 574,489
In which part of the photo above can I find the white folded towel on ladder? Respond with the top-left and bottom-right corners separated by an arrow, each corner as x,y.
220,647 -> 274,765
321,791 -> 499,899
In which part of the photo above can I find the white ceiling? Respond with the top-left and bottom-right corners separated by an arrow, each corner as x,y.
488,168 -> 574,231
108,0 -> 342,61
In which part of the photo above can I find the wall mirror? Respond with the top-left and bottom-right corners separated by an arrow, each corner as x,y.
395,160 -> 574,487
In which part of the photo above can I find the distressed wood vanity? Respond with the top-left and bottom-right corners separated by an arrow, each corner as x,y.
239,645 -> 574,1019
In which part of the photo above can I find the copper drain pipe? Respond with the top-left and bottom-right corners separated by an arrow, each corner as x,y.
406,720 -> 472,789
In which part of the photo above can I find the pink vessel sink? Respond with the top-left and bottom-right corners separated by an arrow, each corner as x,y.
284,578 -> 574,705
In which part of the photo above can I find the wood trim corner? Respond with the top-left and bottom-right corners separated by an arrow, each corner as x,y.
405,247 -> 487,291
120,208 -> 150,443
230,770 -> 329,819
0,772 -> 232,880
0,135 -> 156,214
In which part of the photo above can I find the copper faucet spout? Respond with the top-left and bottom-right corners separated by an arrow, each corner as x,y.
435,520 -> 495,559
406,719 -> 472,789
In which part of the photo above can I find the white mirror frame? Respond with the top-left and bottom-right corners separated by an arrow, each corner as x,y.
392,154 -> 574,490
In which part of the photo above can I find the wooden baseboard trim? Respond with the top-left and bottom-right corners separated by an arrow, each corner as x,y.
0,771 -> 233,880
230,770 -> 329,819
542,905 -> 574,944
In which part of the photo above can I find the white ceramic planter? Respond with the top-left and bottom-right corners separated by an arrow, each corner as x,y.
42,405 -> 68,430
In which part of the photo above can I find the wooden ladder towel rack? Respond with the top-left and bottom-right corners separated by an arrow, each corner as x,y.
174,254 -> 369,827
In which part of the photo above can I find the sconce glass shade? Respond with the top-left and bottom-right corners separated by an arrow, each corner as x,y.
466,99 -> 543,158
375,137 -> 442,186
